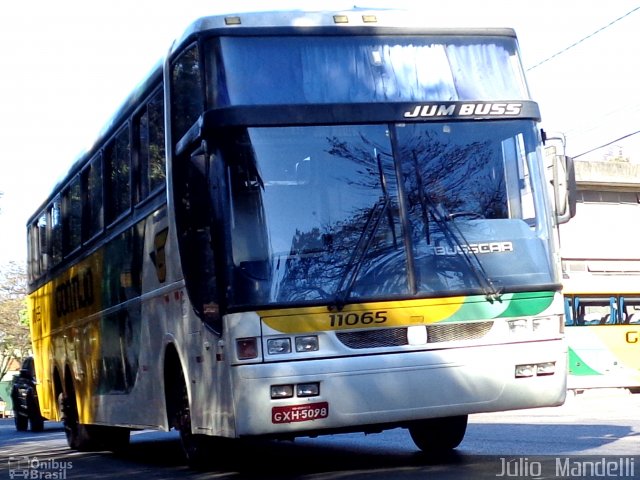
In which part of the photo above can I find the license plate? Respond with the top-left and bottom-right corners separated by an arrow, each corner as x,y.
272,402 -> 329,424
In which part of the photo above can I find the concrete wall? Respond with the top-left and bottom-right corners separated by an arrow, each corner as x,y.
573,161 -> 640,190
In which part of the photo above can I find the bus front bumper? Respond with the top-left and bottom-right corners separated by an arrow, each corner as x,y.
230,339 -> 567,437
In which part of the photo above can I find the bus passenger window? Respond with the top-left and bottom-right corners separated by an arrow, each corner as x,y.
50,198 -> 63,266
83,154 -> 104,239
137,89 -> 166,202
63,176 -> 82,254
171,44 -> 203,144
31,214 -> 48,276
105,126 -> 131,223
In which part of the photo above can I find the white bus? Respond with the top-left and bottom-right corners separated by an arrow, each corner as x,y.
26,9 -> 575,466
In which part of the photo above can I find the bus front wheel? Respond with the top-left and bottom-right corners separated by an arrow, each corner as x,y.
408,415 -> 468,452
168,366 -> 211,468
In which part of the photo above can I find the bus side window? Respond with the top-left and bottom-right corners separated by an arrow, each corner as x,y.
83,153 -> 104,240
105,125 -> 132,224
63,175 -> 82,255
136,88 -> 166,203
50,197 -> 63,266
171,44 -> 204,144
564,297 -> 575,326
28,215 -> 45,280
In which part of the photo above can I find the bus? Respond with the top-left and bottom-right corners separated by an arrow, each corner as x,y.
26,9 -> 576,466
562,269 -> 640,392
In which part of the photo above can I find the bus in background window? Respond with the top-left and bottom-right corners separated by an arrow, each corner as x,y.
563,268 -> 640,393
25,10 -> 576,467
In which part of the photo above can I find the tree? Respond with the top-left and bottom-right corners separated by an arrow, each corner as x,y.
0,261 -> 31,381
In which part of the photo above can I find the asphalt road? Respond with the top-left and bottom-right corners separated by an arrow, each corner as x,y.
0,388 -> 638,479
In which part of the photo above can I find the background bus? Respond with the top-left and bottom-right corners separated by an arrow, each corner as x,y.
25,9 -> 575,466
563,274 -> 640,392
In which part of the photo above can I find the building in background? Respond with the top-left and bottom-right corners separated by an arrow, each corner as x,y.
560,160 -> 640,278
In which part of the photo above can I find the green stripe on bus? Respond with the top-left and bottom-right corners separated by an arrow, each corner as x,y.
439,291 -> 556,323
497,291 -> 555,317
568,347 -> 602,376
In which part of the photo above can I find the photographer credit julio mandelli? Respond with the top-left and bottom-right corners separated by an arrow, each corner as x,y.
497,456 -> 636,478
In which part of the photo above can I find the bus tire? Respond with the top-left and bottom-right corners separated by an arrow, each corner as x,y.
14,412 -> 28,432
28,393 -> 45,432
408,415 -> 468,452
168,364 -> 210,468
58,392 -> 95,451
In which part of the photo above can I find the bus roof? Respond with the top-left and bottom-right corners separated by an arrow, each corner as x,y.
28,8 -> 520,226
171,9 -> 518,55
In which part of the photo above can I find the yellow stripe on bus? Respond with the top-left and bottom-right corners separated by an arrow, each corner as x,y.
569,325 -> 640,371
259,297 -> 465,333
29,250 -> 105,424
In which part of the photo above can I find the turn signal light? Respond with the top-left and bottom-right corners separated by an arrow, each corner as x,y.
236,337 -> 258,360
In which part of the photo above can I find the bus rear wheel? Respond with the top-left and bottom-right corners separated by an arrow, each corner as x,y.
58,390 -> 130,452
408,415 -> 468,452
59,392 -> 95,451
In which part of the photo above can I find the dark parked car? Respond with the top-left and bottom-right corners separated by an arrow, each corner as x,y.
11,357 -> 44,432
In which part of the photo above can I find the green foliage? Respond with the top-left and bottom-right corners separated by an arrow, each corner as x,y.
0,261 -> 31,380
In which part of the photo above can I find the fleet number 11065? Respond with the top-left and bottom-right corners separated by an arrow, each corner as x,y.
329,311 -> 388,327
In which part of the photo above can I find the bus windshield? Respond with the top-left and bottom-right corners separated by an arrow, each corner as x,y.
224,119 -> 556,307
212,35 -> 529,106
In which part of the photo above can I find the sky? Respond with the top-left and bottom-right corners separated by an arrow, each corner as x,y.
1,0 -> 640,267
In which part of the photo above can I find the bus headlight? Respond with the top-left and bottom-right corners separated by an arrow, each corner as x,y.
296,382 -> 320,397
508,316 -> 562,336
536,362 -> 556,376
515,362 -> 556,378
507,319 -> 529,335
295,335 -> 318,352
532,316 -> 559,335
267,338 -> 292,355
515,364 -> 535,377
271,384 -> 294,398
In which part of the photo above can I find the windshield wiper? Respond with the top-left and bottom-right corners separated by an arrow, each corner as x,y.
330,148 -> 398,311
375,148 -> 398,249
331,197 -> 389,311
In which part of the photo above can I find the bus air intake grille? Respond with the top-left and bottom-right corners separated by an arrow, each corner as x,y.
427,321 -> 493,343
336,322 -> 493,349
336,328 -> 407,349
